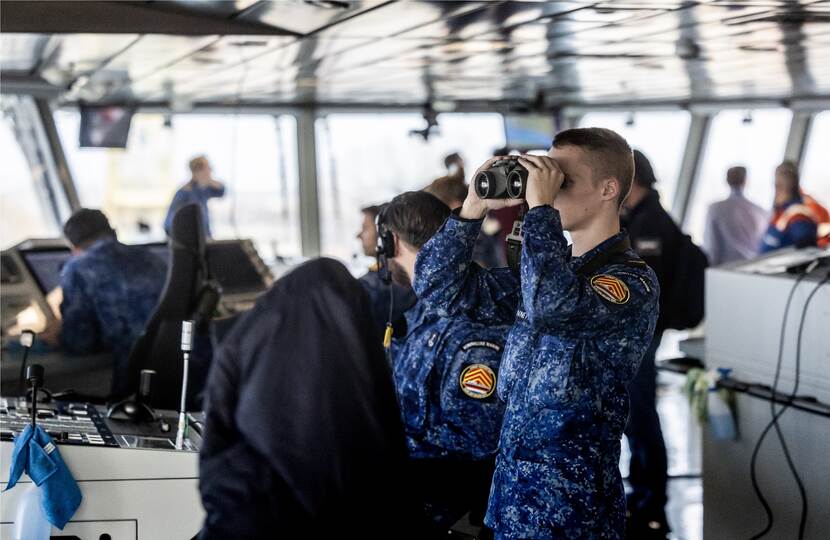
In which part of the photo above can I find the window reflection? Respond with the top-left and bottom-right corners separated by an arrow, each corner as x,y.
686,109 -> 791,243
316,113 -> 505,264
579,111 -> 690,211
0,113 -> 59,248
54,111 -> 301,260
800,111 -> 830,209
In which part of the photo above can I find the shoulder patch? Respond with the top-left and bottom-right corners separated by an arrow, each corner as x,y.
590,274 -> 630,304
459,364 -> 496,399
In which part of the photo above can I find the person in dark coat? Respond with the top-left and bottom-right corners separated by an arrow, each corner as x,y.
198,258 -> 420,539
619,150 -> 683,538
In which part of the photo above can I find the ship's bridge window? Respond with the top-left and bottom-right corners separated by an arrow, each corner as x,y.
579,111 -> 691,211
800,110 -> 830,208
686,108 -> 791,243
315,113 -> 505,263
54,111 -> 301,261
0,112 -> 59,248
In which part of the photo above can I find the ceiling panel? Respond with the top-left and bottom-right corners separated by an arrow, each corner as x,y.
1,0 -> 828,106
0,34 -> 50,72
237,0 -> 389,36
37,34 -> 141,85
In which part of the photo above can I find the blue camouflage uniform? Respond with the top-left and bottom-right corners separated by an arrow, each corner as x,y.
60,238 -> 168,396
391,300 -> 507,460
414,205 -> 660,539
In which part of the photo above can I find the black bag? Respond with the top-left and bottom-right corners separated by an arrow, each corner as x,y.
663,232 -> 708,330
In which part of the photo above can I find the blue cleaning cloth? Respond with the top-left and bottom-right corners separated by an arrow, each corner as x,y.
5,424 -> 82,529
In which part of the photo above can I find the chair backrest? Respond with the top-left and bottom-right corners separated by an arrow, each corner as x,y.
122,203 -> 212,410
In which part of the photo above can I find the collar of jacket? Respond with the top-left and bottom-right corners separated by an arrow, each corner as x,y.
621,189 -> 661,229
402,301 -> 439,338
774,195 -> 805,213
571,231 -> 632,276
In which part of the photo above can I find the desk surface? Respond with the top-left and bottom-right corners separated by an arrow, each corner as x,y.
0,348 -> 113,400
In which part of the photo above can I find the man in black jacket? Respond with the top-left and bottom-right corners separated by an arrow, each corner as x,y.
619,150 -> 683,538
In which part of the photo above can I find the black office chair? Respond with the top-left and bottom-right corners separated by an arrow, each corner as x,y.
121,203 -> 219,411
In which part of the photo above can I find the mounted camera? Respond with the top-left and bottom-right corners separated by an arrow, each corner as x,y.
474,157 -> 528,199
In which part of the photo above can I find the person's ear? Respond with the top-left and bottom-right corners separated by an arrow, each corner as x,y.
601,177 -> 620,202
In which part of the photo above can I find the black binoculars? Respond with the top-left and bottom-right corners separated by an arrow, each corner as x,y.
474,158 -> 528,199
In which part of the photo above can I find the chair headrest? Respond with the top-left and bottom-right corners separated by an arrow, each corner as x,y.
170,203 -> 205,255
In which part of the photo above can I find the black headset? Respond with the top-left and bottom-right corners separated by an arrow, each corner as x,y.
375,204 -> 396,260
375,203 -> 398,348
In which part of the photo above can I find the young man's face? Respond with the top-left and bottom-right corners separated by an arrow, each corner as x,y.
548,144 -> 608,232
357,212 -> 378,257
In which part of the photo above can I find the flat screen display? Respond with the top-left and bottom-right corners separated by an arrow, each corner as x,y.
206,242 -> 268,296
503,114 -> 556,150
20,248 -> 71,294
20,243 -> 168,295
19,241 -> 265,298
79,105 -> 135,148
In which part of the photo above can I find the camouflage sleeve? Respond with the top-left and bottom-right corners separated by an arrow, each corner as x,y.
59,265 -> 100,355
520,205 -> 660,333
413,212 -> 520,325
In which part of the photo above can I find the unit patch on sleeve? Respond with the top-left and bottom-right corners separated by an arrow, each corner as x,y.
590,274 -> 630,304
459,364 -> 497,399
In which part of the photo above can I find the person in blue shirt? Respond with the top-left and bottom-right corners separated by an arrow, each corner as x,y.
164,155 -> 226,238
414,128 -> 660,540
760,161 -> 819,253
355,204 -> 416,337
382,191 -> 508,535
41,209 -> 167,397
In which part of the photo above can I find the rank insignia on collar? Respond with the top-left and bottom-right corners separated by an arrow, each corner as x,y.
590,274 -> 630,304
459,364 -> 496,399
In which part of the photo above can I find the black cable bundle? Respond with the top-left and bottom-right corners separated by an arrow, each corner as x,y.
749,271 -> 829,540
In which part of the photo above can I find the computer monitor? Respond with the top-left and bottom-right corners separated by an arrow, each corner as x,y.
15,240 -> 269,319
19,247 -> 72,296
206,241 -> 270,296
19,243 -> 169,297
79,105 -> 135,148
503,114 -> 556,151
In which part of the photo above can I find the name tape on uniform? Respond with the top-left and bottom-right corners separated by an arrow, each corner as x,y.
460,340 -> 502,352
459,364 -> 496,399
590,274 -> 630,304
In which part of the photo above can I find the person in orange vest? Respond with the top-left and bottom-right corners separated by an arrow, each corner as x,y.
760,162 -> 819,253
800,190 -> 830,247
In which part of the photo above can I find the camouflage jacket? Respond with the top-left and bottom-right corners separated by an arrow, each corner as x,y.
391,300 -> 507,460
414,206 -> 659,539
60,238 -> 167,394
